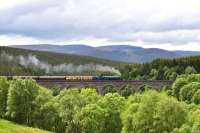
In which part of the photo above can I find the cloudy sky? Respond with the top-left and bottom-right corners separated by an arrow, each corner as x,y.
1,0 -> 200,51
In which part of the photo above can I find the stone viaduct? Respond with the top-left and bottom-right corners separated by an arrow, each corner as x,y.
35,79 -> 173,94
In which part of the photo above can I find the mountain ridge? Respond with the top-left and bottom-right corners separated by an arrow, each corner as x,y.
10,44 -> 200,63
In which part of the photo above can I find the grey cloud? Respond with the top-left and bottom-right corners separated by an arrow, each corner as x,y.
1,0 -> 200,45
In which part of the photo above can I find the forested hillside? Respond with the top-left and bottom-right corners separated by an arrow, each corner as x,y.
0,46 -> 123,76
121,56 -> 200,80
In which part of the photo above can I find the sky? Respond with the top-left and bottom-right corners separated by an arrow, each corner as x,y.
1,0 -> 200,51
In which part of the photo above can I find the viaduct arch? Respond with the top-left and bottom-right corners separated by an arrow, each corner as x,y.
35,80 -> 173,94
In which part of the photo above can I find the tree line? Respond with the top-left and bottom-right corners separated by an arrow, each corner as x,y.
0,75 -> 200,133
121,56 -> 200,80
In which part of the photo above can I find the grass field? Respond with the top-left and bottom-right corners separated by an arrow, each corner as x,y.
0,119 -> 51,133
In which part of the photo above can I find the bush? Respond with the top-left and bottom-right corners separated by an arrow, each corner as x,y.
172,77 -> 188,100
0,77 -> 10,118
120,84 -> 134,98
192,90 -> 200,104
185,66 -> 197,75
102,85 -> 117,95
174,110 -> 200,133
179,82 -> 200,103
51,85 -> 61,96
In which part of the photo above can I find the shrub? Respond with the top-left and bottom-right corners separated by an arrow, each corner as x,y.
179,82 -> 200,103
0,77 -> 10,118
102,85 -> 116,95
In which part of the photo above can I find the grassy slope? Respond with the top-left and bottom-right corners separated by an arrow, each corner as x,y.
0,119 -> 51,133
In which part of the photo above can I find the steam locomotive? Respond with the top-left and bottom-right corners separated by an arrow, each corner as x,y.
6,76 -> 122,81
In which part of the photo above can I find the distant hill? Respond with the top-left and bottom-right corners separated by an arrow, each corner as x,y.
11,44 -> 200,63
0,46 -> 123,76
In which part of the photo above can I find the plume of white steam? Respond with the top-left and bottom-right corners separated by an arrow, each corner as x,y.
0,53 -> 121,75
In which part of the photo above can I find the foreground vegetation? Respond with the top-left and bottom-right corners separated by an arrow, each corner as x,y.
0,119 -> 51,133
0,75 -> 200,133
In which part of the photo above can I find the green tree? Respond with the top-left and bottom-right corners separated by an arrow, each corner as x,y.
189,110 -> 200,133
80,89 -> 101,105
80,104 -> 105,133
174,110 -> 200,133
99,93 -> 125,133
6,78 -> 40,125
149,69 -> 158,80
169,72 -> 178,80
192,90 -> 200,104
0,77 -> 10,118
179,82 -> 200,103
153,97 -> 187,132
121,91 -> 187,133
122,91 -> 161,133
185,66 -> 197,75
32,87 -> 60,131
56,89 -> 85,133
172,77 -> 188,100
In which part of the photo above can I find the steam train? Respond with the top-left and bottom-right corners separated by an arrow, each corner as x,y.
6,76 -> 122,81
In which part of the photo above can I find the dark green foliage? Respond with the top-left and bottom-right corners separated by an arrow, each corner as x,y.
51,85 -> 61,96
180,82 -> 200,103
172,74 -> 200,104
192,90 -> 200,104
102,85 -> 117,95
162,85 -> 173,96
121,56 -> 200,80
172,77 -> 189,100
0,77 -> 10,118
185,66 -> 197,75
120,84 -> 134,98
149,69 -> 158,80
139,85 -> 153,92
